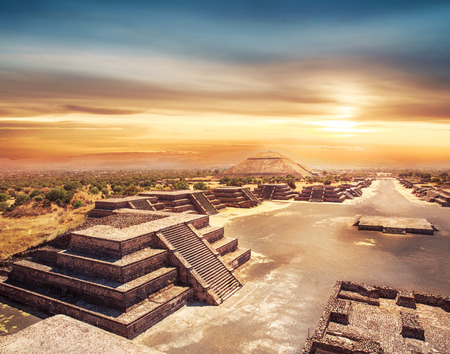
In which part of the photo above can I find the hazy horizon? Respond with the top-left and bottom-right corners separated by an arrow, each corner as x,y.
1,1 -> 450,170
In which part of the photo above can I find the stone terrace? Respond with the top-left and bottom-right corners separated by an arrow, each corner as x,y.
303,281 -> 450,353
0,209 -> 251,338
212,187 -> 260,208
253,183 -> 296,201
296,180 -> 372,203
89,190 -> 221,217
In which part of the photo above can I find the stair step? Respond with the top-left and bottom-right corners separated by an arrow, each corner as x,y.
0,276 -> 192,339
10,260 -> 178,311
56,248 -> 169,283
160,223 -> 241,301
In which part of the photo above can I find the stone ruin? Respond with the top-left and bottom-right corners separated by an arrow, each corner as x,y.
303,280 -> 450,353
0,209 -> 251,338
412,185 -> 450,207
218,151 -> 313,179
253,183 -> 296,201
296,179 -> 372,203
89,190 -> 225,218
212,187 -> 261,208
354,215 -> 438,235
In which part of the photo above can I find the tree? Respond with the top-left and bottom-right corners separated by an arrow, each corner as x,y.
64,181 -> 82,191
0,202 -> 8,212
89,186 -> 100,195
124,184 -> 138,196
29,189 -> 43,198
46,187 -> 74,206
113,185 -> 124,194
193,182 -> 208,190
173,180 -> 189,190
219,176 -> 230,185
287,180 -> 296,190
14,194 -> 31,206
101,187 -> 110,197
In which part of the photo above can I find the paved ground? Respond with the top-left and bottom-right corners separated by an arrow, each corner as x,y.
134,179 -> 450,353
1,179 -> 449,353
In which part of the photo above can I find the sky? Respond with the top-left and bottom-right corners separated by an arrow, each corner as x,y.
1,0 -> 450,170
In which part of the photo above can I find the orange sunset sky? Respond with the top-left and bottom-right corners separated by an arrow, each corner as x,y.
1,1 -> 450,170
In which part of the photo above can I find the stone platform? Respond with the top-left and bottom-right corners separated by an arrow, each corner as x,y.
0,315 -> 154,353
303,281 -> 450,353
0,209 -> 251,338
89,190 -> 222,217
212,187 -> 260,208
354,215 -> 437,235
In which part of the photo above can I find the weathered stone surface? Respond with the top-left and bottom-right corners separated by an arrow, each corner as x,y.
303,281 -> 450,353
0,315 -> 156,354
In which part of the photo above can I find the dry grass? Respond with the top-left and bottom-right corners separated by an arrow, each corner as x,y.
0,190 -> 100,259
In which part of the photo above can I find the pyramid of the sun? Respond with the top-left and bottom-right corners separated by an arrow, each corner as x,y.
220,151 -> 313,178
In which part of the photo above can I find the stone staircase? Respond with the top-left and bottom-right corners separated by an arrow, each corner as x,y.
197,225 -> 251,270
0,210 -> 251,338
242,187 -> 261,205
309,188 -> 324,202
90,191 -> 221,217
189,192 -> 219,215
212,187 -> 259,208
260,185 -> 275,200
253,184 -> 296,201
128,198 -> 156,211
160,224 -> 241,302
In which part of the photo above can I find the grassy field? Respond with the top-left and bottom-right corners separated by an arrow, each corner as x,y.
0,191 -> 98,259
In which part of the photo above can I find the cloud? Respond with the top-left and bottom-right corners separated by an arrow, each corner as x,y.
62,105 -> 142,115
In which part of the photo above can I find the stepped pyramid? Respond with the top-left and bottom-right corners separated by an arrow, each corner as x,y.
220,151 -> 312,179
0,209 -> 250,338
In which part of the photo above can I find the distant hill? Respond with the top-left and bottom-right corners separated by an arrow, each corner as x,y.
218,151 -> 313,178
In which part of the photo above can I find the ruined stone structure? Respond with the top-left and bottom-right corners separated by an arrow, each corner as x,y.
89,190 -> 224,218
253,183 -> 296,201
212,187 -> 260,208
296,179 -> 372,203
296,185 -> 346,203
412,186 -> 450,207
0,209 -> 251,338
436,189 -> 450,207
219,151 -> 313,179
303,281 -> 450,353
354,215 -> 438,235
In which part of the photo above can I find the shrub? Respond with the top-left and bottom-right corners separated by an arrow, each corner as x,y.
101,188 -> 110,197
193,182 -> 208,190
124,184 -> 138,196
72,200 -> 84,209
64,181 -> 82,191
219,176 -> 230,185
29,189 -> 43,198
0,202 -> 8,212
173,180 -> 189,190
14,194 -> 31,206
89,186 -> 100,195
113,185 -> 124,194
34,195 -> 44,202
0,193 -> 9,202
46,187 -> 74,206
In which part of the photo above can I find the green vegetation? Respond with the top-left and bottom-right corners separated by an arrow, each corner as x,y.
46,187 -> 74,206
193,182 -> 208,190
0,193 -> 9,202
72,200 -> 84,209
173,180 -> 189,190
